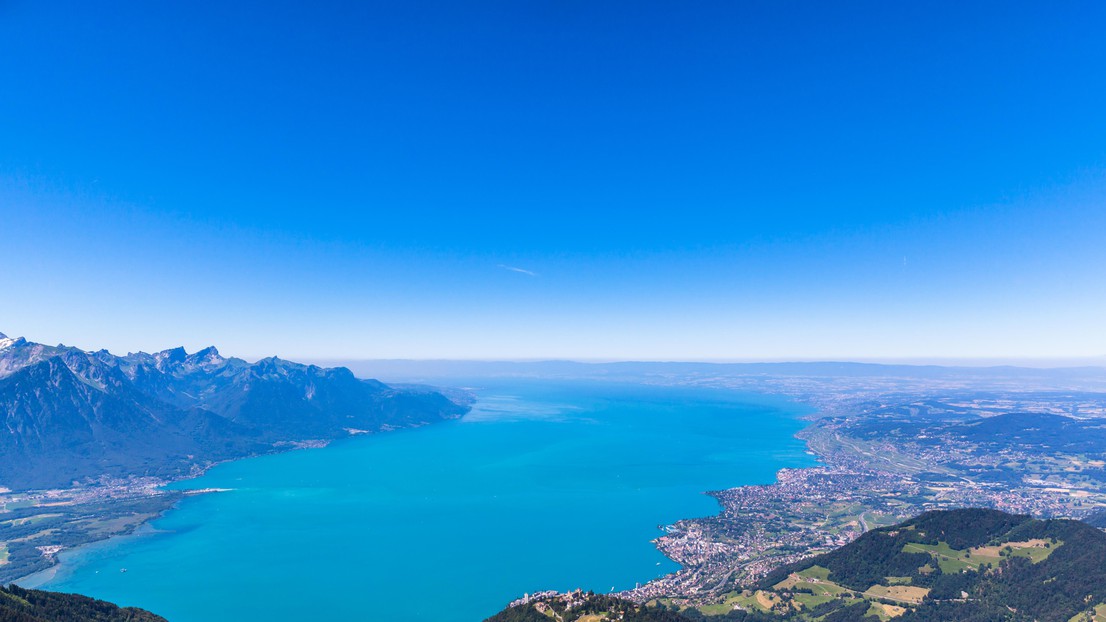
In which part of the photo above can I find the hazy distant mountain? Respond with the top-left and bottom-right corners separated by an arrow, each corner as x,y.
330,358 -> 1106,384
0,332 -> 467,490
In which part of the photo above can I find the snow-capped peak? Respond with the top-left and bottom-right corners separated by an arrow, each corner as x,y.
0,334 -> 18,352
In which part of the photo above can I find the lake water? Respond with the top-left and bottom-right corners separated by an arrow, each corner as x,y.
33,380 -> 815,621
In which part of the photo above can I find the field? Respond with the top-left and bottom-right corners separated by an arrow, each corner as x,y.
867,602 -> 907,620
901,541 -> 978,573
704,590 -> 788,615
903,538 -> 1060,574
863,584 -> 930,604
695,566 -> 870,617
0,514 -> 63,528
1068,603 -> 1106,622
773,566 -> 850,598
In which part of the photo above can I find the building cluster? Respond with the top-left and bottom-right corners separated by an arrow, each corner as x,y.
0,476 -> 170,513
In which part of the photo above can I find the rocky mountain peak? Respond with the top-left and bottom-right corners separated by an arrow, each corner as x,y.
0,334 -> 468,490
0,333 -> 22,351
187,346 -> 224,366
152,346 -> 188,371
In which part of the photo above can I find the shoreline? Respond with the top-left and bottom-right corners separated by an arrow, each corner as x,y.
11,386 -> 817,608
616,391 -> 1106,606
616,406 -> 829,602
14,520 -> 172,589
496,392 -> 823,605
9,489 -> 213,589
4,416 -> 464,588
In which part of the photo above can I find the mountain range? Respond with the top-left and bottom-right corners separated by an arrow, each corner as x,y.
0,332 -> 467,490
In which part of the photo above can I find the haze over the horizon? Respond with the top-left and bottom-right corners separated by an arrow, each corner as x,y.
3,1 -> 1106,361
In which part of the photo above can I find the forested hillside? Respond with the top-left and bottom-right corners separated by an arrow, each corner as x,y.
0,584 -> 165,622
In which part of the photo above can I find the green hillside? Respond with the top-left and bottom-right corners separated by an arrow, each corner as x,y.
0,584 -> 165,622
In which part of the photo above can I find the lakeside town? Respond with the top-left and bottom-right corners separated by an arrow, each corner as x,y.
617,384 -> 1106,605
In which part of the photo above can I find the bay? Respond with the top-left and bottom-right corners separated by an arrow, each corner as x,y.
34,380 -> 816,621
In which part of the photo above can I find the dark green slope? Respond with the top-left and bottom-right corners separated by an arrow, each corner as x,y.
759,509 -> 1106,622
0,585 -> 165,622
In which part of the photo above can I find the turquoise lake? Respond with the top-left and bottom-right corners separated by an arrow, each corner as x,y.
33,380 -> 815,621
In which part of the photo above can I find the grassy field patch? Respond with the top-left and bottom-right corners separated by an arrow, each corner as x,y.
773,566 -> 851,600
902,541 -> 978,573
791,592 -> 834,610
970,538 -> 1061,564
696,602 -> 734,616
722,592 -> 770,613
866,602 -> 891,621
754,590 -> 781,611
867,601 -> 909,620
1067,603 -> 1106,622
797,565 -> 831,580
864,584 -> 930,604
0,514 -> 64,528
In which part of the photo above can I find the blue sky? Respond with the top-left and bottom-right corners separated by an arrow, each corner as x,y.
3,1 -> 1105,361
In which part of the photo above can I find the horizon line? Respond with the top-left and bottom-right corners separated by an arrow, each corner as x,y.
7,330 -> 1106,371
303,356 -> 1106,370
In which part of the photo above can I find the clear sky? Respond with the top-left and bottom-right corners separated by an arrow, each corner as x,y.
2,1 -> 1105,361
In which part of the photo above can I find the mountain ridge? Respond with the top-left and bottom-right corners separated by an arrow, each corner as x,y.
0,333 -> 468,490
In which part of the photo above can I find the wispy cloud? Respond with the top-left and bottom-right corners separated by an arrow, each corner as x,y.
497,264 -> 537,277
